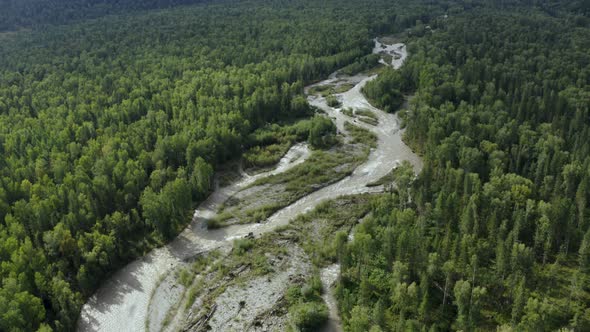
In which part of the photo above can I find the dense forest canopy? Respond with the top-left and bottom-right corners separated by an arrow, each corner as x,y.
0,0 -> 588,331
0,0 -> 215,31
0,0 -> 443,330
336,3 -> 590,332
3,0 -> 586,33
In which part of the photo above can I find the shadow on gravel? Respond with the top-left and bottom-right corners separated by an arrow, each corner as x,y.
78,254 -> 151,330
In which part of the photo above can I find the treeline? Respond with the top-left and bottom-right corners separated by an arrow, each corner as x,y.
337,3 -> 590,331
1,0 -> 586,33
0,0 -> 450,330
0,0 -> 215,31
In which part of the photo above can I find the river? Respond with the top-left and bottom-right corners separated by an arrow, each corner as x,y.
77,37 -> 421,332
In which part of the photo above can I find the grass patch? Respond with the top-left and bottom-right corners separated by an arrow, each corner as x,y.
333,83 -> 355,94
217,143 -> 368,227
309,83 -> 354,97
181,231 -> 299,328
252,147 -> 361,193
185,279 -> 204,310
242,119 -> 313,171
358,116 -> 378,126
355,108 -> 377,121
177,268 -> 193,288
233,238 -> 255,255
367,160 -> 414,187
243,142 -> 292,169
183,192 -> 379,330
286,194 -> 374,266
308,84 -> 333,96
243,115 -> 337,172
148,250 -> 221,331
215,119 -> 372,227
344,121 -> 377,148
342,108 -> 379,126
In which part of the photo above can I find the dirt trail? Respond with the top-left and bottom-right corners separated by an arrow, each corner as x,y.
77,39 -> 421,332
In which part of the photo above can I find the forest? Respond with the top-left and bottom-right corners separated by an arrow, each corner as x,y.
336,2 -> 590,331
0,0 -> 439,330
0,0 -> 214,31
0,0 -> 588,331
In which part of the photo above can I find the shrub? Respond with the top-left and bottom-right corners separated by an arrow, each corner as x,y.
308,115 -> 336,149
233,238 -> 254,255
289,302 -> 329,331
326,95 -> 341,108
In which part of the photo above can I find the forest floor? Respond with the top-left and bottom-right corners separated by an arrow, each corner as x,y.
77,38 -> 422,332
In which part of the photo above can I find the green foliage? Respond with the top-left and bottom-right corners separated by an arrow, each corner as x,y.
0,0 -> 418,328
362,68 -> 410,112
342,108 -> 354,117
366,160 -> 414,190
309,84 -> 355,97
243,143 -> 292,169
289,301 -> 329,332
355,109 -> 379,126
326,95 -> 342,108
286,272 -> 328,332
140,177 -> 192,239
344,121 -> 378,148
178,268 -> 193,288
308,115 -> 337,149
340,54 -> 381,76
354,109 -> 377,121
0,0 -> 210,32
336,2 -> 590,331
0,279 -> 46,332
243,118 -> 313,169
232,238 -> 254,255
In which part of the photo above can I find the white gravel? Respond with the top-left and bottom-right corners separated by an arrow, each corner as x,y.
77,38 -> 421,332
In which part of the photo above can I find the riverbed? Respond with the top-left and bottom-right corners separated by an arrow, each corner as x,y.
77,38 -> 421,332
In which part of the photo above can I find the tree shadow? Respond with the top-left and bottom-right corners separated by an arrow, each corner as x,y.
77,253 -> 154,331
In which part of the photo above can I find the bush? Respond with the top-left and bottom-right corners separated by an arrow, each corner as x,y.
178,268 -> 192,287
340,54 -> 380,75
233,238 -> 254,255
326,95 -> 341,108
206,218 -> 223,229
289,302 -> 329,331
308,115 -> 337,149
